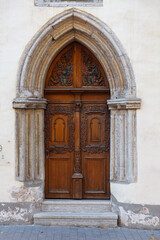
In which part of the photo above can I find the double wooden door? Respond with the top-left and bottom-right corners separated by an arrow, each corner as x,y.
44,42 -> 110,199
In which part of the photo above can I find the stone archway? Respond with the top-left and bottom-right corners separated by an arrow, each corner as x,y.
13,9 -> 141,190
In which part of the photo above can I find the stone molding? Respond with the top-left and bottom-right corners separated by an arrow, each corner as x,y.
107,98 -> 141,182
13,98 -> 47,109
110,109 -> 137,182
13,9 -> 141,184
16,8 -> 136,99
34,0 -> 103,7
15,109 -> 45,182
107,98 -> 141,110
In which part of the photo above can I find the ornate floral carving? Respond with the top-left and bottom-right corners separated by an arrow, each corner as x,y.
81,105 -> 110,153
75,103 -> 82,112
82,49 -> 106,86
48,48 -> 73,86
74,150 -> 81,173
45,105 -> 74,154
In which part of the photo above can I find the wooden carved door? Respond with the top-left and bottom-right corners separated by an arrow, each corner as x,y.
45,42 -> 110,199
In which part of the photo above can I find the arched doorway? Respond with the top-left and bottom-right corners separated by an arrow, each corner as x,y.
44,42 -> 110,199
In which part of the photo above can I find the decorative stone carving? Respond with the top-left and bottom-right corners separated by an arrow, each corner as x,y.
110,109 -> 137,182
107,98 -> 141,182
16,9 -> 137,99
13,9 -> 141,185
15,108 -> 45,182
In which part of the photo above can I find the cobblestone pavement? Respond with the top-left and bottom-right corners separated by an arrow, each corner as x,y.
0,226 -> 160,240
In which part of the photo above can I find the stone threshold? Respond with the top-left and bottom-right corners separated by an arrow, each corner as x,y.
34,199 -> 118,227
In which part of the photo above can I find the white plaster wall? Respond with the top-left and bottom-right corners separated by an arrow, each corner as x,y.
0,0 -> 160,204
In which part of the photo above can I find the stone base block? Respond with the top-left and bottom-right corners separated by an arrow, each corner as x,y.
34,212 -> 118,228
41,200 -> 112,213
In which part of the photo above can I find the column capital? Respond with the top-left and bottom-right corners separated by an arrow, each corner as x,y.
107,98 -> 141,110
13,98 -> 47,109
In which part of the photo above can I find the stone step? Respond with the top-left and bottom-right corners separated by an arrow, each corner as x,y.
34,212 -> 118,228
41,200 -> 112,213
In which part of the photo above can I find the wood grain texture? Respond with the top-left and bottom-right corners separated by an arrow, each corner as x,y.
45,42 -> 110,199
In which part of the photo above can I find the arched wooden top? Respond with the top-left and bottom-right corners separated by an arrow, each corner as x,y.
45,42 -> 109,92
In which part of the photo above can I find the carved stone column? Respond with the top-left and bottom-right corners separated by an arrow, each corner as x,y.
13,98 -> 47,183
107,98 -> 141,183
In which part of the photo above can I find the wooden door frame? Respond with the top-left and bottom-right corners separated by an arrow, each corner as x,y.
13,10 -> 141,201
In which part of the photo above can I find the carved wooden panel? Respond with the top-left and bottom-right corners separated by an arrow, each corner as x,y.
81,104 -> 110,153
48,47 -> 73,86
81,103 -> 110,199
45,42 -> 109,89
82,49 -> 106,86
50,115 -> 67,145
45,105 -> 74,154
45,104 -> 74,198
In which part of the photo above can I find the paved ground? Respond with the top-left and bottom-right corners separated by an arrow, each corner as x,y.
0,226 -> 160,240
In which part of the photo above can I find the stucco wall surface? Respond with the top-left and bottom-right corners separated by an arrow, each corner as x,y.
0,0 -> 160,226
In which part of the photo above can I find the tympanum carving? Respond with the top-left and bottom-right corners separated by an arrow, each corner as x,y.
48,48 -> 73,86
82,49 -> 106,86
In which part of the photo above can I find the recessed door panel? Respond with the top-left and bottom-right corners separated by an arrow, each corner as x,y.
84,156 -> 105,193
50,114 -> 67,145
90,118 -> 101,142
86,114 -> 105,145
48,156 -> 71,194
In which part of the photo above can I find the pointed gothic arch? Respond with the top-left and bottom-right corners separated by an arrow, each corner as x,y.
13,9 -> 141,187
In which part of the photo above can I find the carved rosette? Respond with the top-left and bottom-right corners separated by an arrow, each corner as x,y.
45,105 -> 74,154
82,49 -> 106,86
48,48 -> 73,86
81,105 -> 110,153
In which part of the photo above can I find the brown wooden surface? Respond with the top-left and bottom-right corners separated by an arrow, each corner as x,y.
45,42 -> 110,199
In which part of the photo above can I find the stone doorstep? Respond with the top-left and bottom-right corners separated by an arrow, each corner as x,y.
34,212 -> 118,227
41,200 -> 112,213
34,200 -> 118,227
